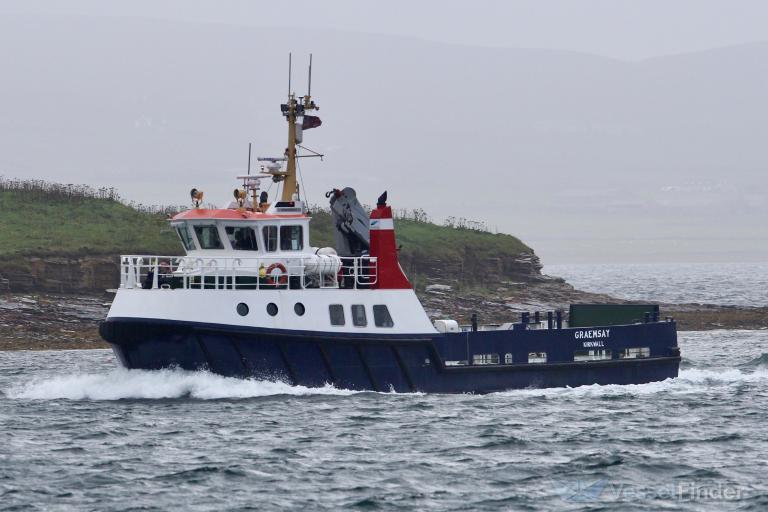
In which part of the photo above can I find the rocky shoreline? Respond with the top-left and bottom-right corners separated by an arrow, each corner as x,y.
0,293 -> 110,351
1,287 -> 765,352
418,278 -> 768,332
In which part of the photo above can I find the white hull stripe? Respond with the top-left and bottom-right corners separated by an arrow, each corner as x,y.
370,218 -> 394,230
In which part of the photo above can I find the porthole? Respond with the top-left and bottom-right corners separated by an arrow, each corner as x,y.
236,303 -> 249,316
266,303 -> 278,316
294,302 -> 305,316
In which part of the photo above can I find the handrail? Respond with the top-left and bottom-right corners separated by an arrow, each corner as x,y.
118,254 -> 377,291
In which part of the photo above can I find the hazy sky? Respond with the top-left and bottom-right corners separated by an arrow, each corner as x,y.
1,1 -> 767,264
6,0 -> 768,60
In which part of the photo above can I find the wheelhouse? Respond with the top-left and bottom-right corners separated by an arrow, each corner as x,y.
169,210 -> 310,257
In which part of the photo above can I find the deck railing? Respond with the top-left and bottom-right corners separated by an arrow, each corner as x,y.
119,255 -> 377,291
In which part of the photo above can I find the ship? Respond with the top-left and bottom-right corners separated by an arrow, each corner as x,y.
99,56 -> 680,393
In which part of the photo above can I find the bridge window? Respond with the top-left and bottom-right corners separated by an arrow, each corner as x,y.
280,225 -> 303,251
528,352 -> 547,363
373,305 -> 394,327
574,350 -> 612,361
351,305 -> 367,327
472,353 -> 500,365
225,226 -> 258,251
262,226 -> 278,252
329,304 -> 345,326
175,224 -> 195,250
193,225 -> 223,249
619,347 -> 650,359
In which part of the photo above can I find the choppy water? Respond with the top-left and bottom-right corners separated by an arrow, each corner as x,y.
545,262 -> 768,307
2,331 -> 768,511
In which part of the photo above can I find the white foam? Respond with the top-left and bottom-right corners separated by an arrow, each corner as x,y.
490,368 -> 768,398
5,368 -> 359,400
6,367 -> 765,401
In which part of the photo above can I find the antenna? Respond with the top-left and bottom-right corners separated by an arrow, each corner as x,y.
288,52 -> 292,97
247,142 -> 252,175
308,53 -> 313,96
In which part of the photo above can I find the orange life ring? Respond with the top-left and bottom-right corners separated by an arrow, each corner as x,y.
266,262 -> 288,286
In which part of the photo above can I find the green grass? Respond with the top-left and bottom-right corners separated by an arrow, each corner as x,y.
0,190 -> 181,257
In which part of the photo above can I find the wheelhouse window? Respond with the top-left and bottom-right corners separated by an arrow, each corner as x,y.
373,305 -> 394,327
280,225 -> 303,251
175,224 -> 195,251
225,226 -> 258,251
263,226 -> 278,252
329,304 -> 345,326
351,305 -> 367,327
193,225 -> 223,249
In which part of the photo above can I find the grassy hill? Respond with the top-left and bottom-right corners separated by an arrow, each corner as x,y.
0,189 -> 181,257
0,183 -> 540,292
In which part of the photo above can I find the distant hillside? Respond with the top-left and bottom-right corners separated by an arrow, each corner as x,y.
0,182 -> 540,292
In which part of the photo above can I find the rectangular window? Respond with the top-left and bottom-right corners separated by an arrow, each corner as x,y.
528,352 -> 547,364
329,304 -> 345,326
279,225 -> 303,251
225,226 -> 258,251
175,224 -> 195,251
263,226 -> 278,252
351,305 -> 367,327
472,353 -> 500,365
619,347 -> 650,359
504,353 -> 513,364
574,350 -> 613,362
193,225 -> 223,249
373,305 -> 394,327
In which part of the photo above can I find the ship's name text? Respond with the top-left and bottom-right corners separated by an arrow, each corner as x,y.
574,329 -> 610,340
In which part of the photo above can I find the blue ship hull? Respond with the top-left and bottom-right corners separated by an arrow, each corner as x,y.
100,318 -> 680,393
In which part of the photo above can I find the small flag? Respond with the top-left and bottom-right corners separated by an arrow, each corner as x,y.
302,115 -> 322,130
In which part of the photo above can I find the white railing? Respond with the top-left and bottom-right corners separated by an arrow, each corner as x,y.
119,255 -> 378,291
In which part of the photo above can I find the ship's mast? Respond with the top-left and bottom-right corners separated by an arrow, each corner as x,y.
280,53 -> 319,202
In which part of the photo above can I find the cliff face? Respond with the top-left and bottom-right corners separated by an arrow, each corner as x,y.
1,251 -> 543,294
398,249 -> 543,289
1,229 -> 543,294
4,256 -> 119,293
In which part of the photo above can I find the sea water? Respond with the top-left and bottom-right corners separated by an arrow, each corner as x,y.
2,262 -> 768,510
544,262 -> 768,307
2,331 -> 768,511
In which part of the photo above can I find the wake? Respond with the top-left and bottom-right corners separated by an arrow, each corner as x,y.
4,368 -> 357,400
491,367 -> 768,398
5,367 -> 766,401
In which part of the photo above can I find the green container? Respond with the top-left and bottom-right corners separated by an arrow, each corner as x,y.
569,304 -> 659,327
